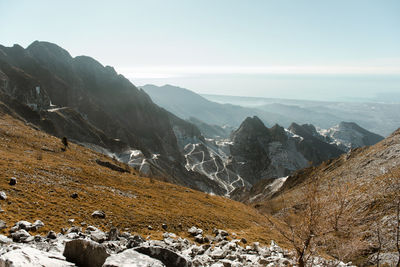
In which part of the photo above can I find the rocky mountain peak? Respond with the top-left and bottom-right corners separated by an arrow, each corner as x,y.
232,116 -> 270,141
74,55 -> 105,71
27,40 -> 73,61
288,122 -> 317,138
319,121 -> 384,151
269,124 -> 287,143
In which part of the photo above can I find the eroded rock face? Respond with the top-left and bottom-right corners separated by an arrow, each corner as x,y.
229,117 -> 304,185
228,117 -> 347,186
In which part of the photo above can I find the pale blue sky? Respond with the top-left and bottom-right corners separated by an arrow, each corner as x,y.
1,0 -> 400,101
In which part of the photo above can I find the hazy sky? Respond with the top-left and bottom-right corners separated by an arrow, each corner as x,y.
2,0 -> 400,101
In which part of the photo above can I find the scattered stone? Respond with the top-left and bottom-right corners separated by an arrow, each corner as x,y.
9,225 -> 19,233
188,226 -> 203,236
63,239 -> 110,267
70,193 -> 78,199
127,235 -> 145,248
9,177 -> 17,186
148,225 -> 153,230
210,247 -> 228,259
24,235 -> 35,243
90,230 -> 106,243
0,222 -> 357,267
68,219 -> 75,224
119,232 -> 131,239
0,235 -> 12,244
91,210 -> 106,219
219,230 -> 229,237
0,220 -> 6,230
0,191 -> 7,200
66,232 -> 80,239
240,237 -> 247,244
15,220 -> 32,230
162,223 -> 168,230
32,220 -> 45,231
67,226 -> 81,234
86,225 -> 98,232
46,230 -> 57,239
11,229 -> 31,242
135,246 -> 191,267
194,234 -> 204,244
107,227 -> 119,241
103,248 -> 165,267
34,235 -> 43,242
163,232 -> 177,239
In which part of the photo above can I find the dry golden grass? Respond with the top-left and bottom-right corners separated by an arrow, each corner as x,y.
0,114 -> 287,246
252,132 -> 400,265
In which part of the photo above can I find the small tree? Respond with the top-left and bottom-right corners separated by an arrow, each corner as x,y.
267,177 -> 324,267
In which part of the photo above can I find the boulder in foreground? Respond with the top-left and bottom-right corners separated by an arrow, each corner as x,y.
63,239 -> 109,267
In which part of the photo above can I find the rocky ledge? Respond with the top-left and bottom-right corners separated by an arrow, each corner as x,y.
0,220 -> 355,267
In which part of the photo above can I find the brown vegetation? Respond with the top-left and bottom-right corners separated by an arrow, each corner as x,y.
0,114 -> 286,245
253,130 -> 400,265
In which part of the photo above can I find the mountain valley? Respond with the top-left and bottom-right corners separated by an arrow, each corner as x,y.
0,41 -> 398,266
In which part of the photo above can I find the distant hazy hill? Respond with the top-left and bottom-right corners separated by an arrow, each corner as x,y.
202,94 -> 400,136
141,84 -> 292,128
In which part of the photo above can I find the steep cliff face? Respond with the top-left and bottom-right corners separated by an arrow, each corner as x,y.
228,117 -> 346,185
0,41 -> 224,193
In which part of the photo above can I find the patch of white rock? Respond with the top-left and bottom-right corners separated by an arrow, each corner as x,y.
0,220 -> 356,267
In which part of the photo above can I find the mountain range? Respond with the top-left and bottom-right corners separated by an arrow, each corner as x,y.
0,41 -> 385,196
203,93 -> 400,137
0,41 -> 398,265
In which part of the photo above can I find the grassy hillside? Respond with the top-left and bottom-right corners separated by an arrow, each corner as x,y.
250,129 -> 400,265
0,113 -> 285,245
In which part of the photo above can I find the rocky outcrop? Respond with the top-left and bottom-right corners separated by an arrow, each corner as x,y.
228,117 -> 342,185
